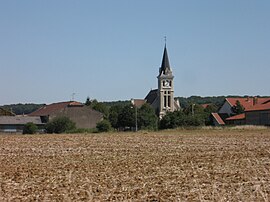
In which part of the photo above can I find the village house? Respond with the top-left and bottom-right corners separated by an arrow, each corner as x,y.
245,101 -> 270,125
29,101 -> 103,129
0,115 -> 44,133
0,108 -> 44,133
212,97 -> 270,126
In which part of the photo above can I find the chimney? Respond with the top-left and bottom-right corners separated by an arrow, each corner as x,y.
253,97 -> 258,105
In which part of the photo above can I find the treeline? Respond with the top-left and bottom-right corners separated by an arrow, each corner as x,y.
177,96 -> 226,109
2,95 -> 268,116
1,103 -> 45,115
85,97 -> 218,131
177,95 -> 270,109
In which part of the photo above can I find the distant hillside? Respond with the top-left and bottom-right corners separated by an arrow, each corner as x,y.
1,103 -> 45,115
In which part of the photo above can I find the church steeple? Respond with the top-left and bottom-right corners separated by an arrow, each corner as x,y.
159,45 -> 172,76
142,42 -> 180,119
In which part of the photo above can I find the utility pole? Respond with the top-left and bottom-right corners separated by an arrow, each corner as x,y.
192,104 -> 195,116
135,105 -> 138,132
131,99 -> 138,132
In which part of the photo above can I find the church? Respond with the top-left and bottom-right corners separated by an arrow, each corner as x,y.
132,45 -> 180,119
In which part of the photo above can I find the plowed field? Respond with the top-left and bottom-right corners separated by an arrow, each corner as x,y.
0,129 -> 270,201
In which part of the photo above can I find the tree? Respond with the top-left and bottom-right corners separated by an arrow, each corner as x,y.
184,103 -> 204,116
86,98 -> 109,119
96,120 -> 112,132
204,104 -> 218,125
137,103 -> 158,130
108,105 -> 123,129
118,105 -> 135,129
23,122 -> 38,134
159,111 -> 186,129
92,102 -> 109,118
85,96 -> 91,106
204,104 -> 218,114
159,110 -> 205,129
45,116 -> 76,134
232,100 -> 245,115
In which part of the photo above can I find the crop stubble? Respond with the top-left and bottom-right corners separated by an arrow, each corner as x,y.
0,129 -> 270,201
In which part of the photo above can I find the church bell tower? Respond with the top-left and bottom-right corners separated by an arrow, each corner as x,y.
157,44 -> 175,118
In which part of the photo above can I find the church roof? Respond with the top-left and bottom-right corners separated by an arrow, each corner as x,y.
145,89 -> 158,105
159,45 -> 171,76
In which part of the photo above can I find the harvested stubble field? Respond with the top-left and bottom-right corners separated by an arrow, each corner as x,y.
0,128 -> 270,201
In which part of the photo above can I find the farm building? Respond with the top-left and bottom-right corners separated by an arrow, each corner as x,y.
245,102 -> 270,125
29,101 -> 103,129
226,113 -> 246,125
0,116 -> 44,133
212,97 -> 270,126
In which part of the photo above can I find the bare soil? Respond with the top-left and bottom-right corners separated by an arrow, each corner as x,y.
0,129 -> 270,201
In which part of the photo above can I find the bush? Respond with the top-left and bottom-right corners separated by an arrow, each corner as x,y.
23,122 -> 38,134
96,120 -> 112,132
45,116 -> 76,134
159,111 -> 205,129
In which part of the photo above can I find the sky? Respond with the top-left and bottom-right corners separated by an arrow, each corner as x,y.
0,0 -> 270,105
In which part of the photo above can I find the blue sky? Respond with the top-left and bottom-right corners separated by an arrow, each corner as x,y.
0,0 -> 269,105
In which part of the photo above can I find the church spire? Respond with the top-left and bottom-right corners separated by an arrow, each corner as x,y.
159,44 -> 171,76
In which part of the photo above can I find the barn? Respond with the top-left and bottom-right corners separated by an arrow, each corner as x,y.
29,101 -> 103,129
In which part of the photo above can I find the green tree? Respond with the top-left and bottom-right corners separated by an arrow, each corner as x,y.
23,122 -> 38,134
138,103 -> 158,130
85,96 -> 91,106
118,105 -> 135,129
204,104 -> 218,114
108,105 -> 123,129
92,102 -> 109,118
159,110 -> 205,129
232,100 -> 245,115
184,103 -> 205,116
185,115 -> 205,126
204,104 -> 218,125
45,116 -> 76,134
88,99 -> 109,119
96,120 -> 112,132
159,111 -> 186,129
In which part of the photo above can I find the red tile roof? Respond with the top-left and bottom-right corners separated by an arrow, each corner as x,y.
245,102 -> 270,112
201,104 -> 210,109
131,99 -> 146,108
212,113 -> 225,125
226,113 -> 245,121
29,101 -> 83,116
226,97 -> 270,110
